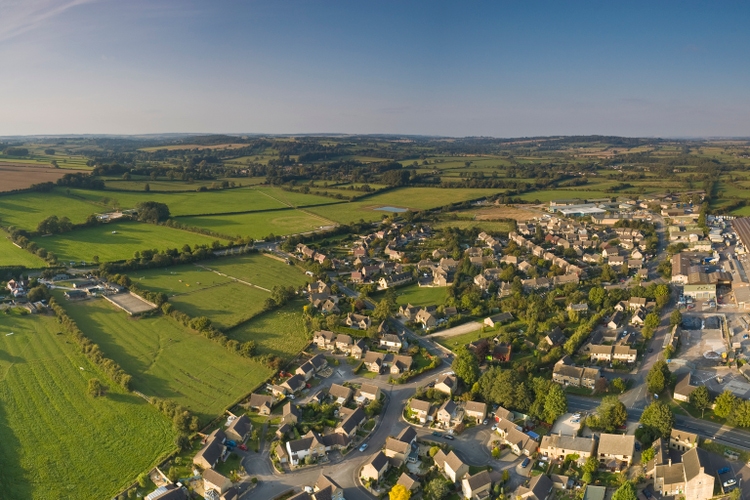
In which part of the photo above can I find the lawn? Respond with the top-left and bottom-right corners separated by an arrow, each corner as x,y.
31,221 -> 226,263
130,264 -> 233,295
59,297 -> 273,422
433,219 -> 515,233
226,300 -> 310,361
394,284 -> 449,307
207,253 -> 311,290
0,313 -> 175,500
177,209 -> 330,239
433,328 -> 490,351
170,282 -> 270,329
0,236 -> 47,268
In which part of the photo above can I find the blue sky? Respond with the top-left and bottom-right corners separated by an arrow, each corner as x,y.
0,0 -> 748,137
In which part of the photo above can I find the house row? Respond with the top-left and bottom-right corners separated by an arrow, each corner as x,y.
540,432 -> 635,469
587,344 -> 637,364
313,330 -> 367,358
362,351 -> 413,374
297,244 -> 328,264
552,356 -> 602,389
494,418 -> 537,456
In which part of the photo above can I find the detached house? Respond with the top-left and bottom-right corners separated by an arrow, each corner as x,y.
437,400 -> 463,429
434,373 -> 457,395
345,313 -> 371,330
328,384 -> 352,405
462,470 -> 492,500
361,452 -> 390,483
379,333 -> 405,352
598,433 -> 635,469
225,415 -> 252,443
464,401 -> 487,424
433,449 -> 469,483
408,399 -> 431,423
194,429 -> 227,469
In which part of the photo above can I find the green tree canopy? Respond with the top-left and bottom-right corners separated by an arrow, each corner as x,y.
543,383 -> 568,424
591,395 -> 628,432
646,360 -> 672,394
689,385 -> 712,416
612,482 -> 637,500
452,346 -> 480,387
714,390 -> 737,418
135,201 -> 170,223
640,401 -> 675,439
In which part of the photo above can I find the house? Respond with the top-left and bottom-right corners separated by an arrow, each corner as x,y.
225,415 -> 252,443
356,384 -> 381,404
193,429 -> 227,469
388,354 -> 413,374
415,308 -> 438,329
673,374 -> 698,402
589,345 -> 613,362
384,436 -> 411,465
462,470 -> 492,500
396,472 -> 420,493
516,473 -> 554,500
336,407 -> 366,438
146,485 -> 188,500
286,432 -> 327,466
672,253 -> 690,284
313,330 -> 336,350
434,373 -> 458,395
276,423 -> 293,441
399,304 -> 420,320
495,418 -> 537,456
464,401 -> 487,424
654,447 -> 714,500
539,434 -> 596,465
350,338 -> 366,360
630,309 -> 646,326
484,312 -> 513,328
670,429 -> 699,451
598,433 -> 635,468
408,399 -> 431,423
363,351 -> 385,373
545,327 -> 566,347
203,469 -> 233,496
346,313 -> 371,330
437,399 -> 463,429
314,474 -> 345,500
612,345 -> 637,363
283,403 -> 301,424
629,297 -> 647,310
328,384 -> 353,405
282,375 -> 306,394
361,451 -> 390,482
607,310 -> 624,330
379,333 -> 405,352
492,342 -> 512,362
434,449 -> 469,483
494,405 -> 514,422
553,356 -> 601,389
248,393 -> 274,415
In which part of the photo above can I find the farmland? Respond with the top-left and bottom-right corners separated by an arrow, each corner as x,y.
0,313 -> 175,500
59,297 -> 273,422
0,236 -> 46,268
205,253 -> 311,290
177,209 -> 329,239
31,221 -> 226,263
0,164 -> 76,192
227,300 -> 309,360
0,190 -> 112,230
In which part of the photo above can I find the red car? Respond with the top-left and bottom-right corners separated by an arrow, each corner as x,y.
238,444 -> 247,451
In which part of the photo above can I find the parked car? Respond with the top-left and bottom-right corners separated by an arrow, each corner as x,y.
483,419 -> 489,425
491,425 -> 497,431
521,457 -> 530,468
225,440 -> 236,447
635,442 -> 641,451
444,434 -> 454,440
643,489 -> 652,498
723,479 -> 737,488
238,444 -> 247,451
432,431 -> 443,437
359,443 -> 368,452
718,467 -> 731,475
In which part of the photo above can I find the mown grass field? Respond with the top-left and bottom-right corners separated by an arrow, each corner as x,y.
206,253 -> 311,290
0,313 -> 175,500
130,265 -> 232,295
170,282 -> 270,329
0,237 -> 46,268
394,283 -> 449,307
517,189 -> 615,202
59,297 -> 273,422
31,221 -> 226,263
0,190 -> 110,230
177,209 -> 329,239
433,219 -> 515,233
226,300 -> 309,360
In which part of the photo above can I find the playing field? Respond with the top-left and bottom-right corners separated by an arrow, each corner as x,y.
393,284 -> 449,307
31,221 -> 226,263
433,219 -> 515,233
0,236 -> 46,268
177,209 -> 330,239
226,300 -> 310,360
0,313 -> 175,500
59,298 -> 273,421
171,282 -> 270,329
206,253 -> 311,290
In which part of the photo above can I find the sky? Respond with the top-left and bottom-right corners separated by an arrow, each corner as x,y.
0,0 -> 749,137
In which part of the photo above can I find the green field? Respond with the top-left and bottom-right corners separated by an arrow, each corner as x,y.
206,253 -> 311,290
0,190 -> 111,230
518,189 -> 615,203
170,282 -> 270,329
394,284 -> 449,307
59,297 -> 273,421
0,237 -> 46,268
0,313 -> 175,500
31,221 -> 226,263
130,264 -> 232,294
177,209 -> 330,239
433,219 -> 515,233
227,300 -> 310,360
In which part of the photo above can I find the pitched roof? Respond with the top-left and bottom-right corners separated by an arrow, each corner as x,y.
248,393 -> 273,408
283,402 -> 300,419
309,353 -> 327,370
359,383 -> 379,396
540,434 -> 595,454
597,433 -> 635,456
444,450 -> 466,472
338,407 -> 365,434
528,473 -> 554,500
410,399 -> 431,412
226,415 -> 251,438
466,470 -> 492,490
283,374 -> 306,391
385,436 -> 410,454
328,383 -> 352,400
203,468 -> 231,486
367,451 -> 390,471
670,429 -> 699,446
396,426 -> 417,443
683,447 -> 711,481
194,428 -> 226,466
465,401 -> 487,414
436,373 -> 456,389
396,472 -> 419,490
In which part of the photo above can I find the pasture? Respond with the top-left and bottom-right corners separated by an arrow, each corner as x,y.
60,297 -> 273,422
0,313 -> 175,500
393,284 -> 449,307
31,221 -> 226,263
0,190 -> 111,230
177,209 -> 329,239
0,237 -> 46,268
226,300 -> 309,360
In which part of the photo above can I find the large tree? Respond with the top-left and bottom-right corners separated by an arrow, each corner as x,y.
646,360 -> 672,394
612,482 -> 637,500
689,385 -> 712,417
640,401 -> 675,438
714,390 -> 737,418
424,478 -> 449,500
592,395 -> 628,432
135,201 -> 170,223
543,383 -> 568,424
389,484 -> 411,500
452,346 -> 480,387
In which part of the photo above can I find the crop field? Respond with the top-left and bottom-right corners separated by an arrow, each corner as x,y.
227,300 -> 309,360
103,179 -> 220,191
251,186 -> 344,208
0,313 -> 175,500
205,253 -> 311,290
178,209 -> 329,239
31,222 -> 225,263
394,284 -> 449,307
60,297 -> 273,421
0,164 -> 76,192
138,143 -> 250,152
0,237 -> 46,268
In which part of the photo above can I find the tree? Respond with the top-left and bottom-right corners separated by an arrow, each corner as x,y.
428,446 -> 441,457
640,401 -> 675,438
612,481 -> 637,500
644,312 -> 660,329
611,378 -> 627,394
389,484 -> 411,500
135,201 -> 170,223
88,378 -> 104,397
670,309 -> 682,326
452,346 -> 480,387
424,478 -> 449,500
714,390 -> 737,418
543,383 -> 568,424
582,456 -> 599,475
689,385 -> 712,417
646,360 -> 671,394
641,446 -> 656,464
593,396 -> 628,432
589,287 -> 605,308
582,471 -> 593,484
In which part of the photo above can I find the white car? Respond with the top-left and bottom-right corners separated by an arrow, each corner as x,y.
724,479 -> 737,488
491,425 -> 497,431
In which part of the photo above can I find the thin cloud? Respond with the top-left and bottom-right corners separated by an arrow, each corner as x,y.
0,0 -> 95,43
